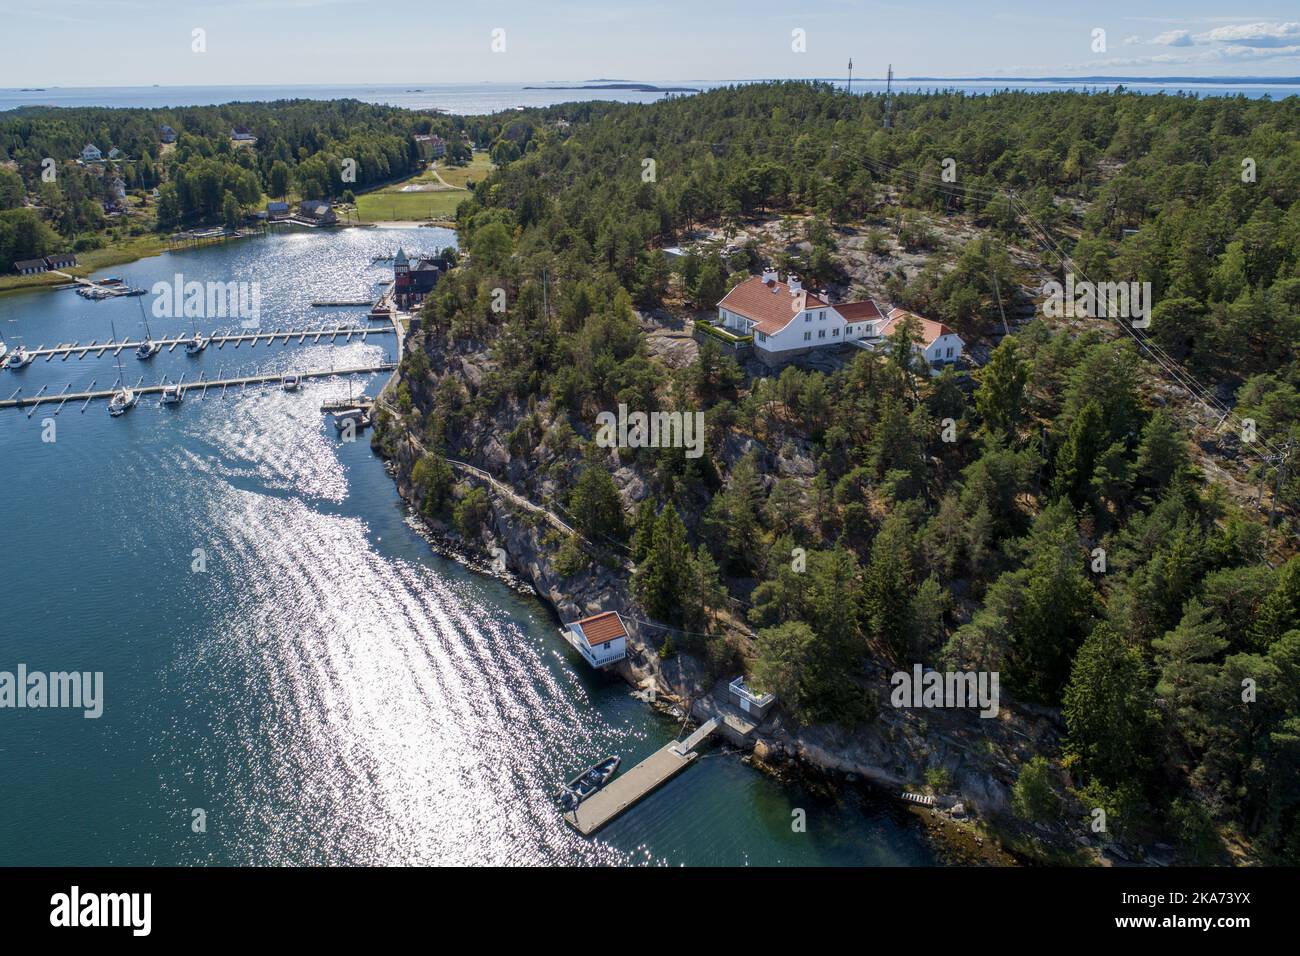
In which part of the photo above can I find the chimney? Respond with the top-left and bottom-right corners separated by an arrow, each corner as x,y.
788,275 -> 802,294
761,265 -> 778,284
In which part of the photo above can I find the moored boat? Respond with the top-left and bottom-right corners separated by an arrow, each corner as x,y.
107,387 -> 137,416
5,345 -> 32,369
281,373 -> 301,392
160,384 -> 183,405
558,755 -> 621,811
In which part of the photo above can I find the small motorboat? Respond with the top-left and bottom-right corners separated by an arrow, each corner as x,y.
557,756 -> 621,811
6,345 -> 32,369
135,339 -> 160,359
331,407 -> 369,432
160,384 -> 183,406
107,387 -> 137,416
281,373 -> 301,392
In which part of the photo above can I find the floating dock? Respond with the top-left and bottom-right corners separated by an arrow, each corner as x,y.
563,717 -> 719,836
0,363 -> 395,410
5,326 -> 393,363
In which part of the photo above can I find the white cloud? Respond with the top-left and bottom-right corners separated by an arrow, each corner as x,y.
1151,29 -> 1194,47
1122,35 -> 1142,46
1195,21 -> 1300,47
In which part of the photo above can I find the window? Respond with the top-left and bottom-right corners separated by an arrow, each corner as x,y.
833,328 -> 839,336
818,329 -> 826,339
757,331 -> 767,341
803,331 -> 811,341
602,642 -> 610,650
946,347 -> 953,358
819,311 -> 826,321
804,314 -> 811,323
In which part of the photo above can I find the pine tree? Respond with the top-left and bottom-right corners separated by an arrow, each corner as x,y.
974,335 -> 1029,440
1248,556 -> 1300,651
1063,623 -> 1158,787
1153,599 -> 1229,752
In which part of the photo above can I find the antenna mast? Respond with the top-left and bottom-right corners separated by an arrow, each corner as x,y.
847,58 -> 853,95
884,64 -> 894,129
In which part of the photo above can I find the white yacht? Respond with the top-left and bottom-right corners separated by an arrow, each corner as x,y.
6,345 -> 32,369
160,383 -> 184,406
0,337 -> 7,364
108,387 -> 137,416
281,373 -> 301,392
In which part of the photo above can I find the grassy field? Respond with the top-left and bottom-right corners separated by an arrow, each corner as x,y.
436,151 -> 494,189
353,151 -> 493,223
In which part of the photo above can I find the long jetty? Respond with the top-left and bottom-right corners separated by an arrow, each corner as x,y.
8,325 -> 393,363
563,718 -> 720,837
0,363 -> 396,410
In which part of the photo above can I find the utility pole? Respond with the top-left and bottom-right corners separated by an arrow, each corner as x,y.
1262,437 -> 1293,529
847,58 -> 853,95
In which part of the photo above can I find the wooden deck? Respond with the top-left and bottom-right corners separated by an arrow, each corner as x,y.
563,718 -> 720,837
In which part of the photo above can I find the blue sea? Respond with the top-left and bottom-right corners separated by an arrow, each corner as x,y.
0,226 -> 938,865
1,77 -> 1296,114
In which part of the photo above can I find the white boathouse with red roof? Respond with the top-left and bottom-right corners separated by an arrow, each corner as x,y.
562,611 -> 629,668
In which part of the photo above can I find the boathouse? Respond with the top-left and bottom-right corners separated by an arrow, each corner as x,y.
563,611 -> 629,669
13,258 -> 48,275
44,253 -> 77,270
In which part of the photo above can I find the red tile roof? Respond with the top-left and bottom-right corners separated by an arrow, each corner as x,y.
836,299 -> 884,324
879,308 -> 956,347
718,276 -> 828,336
573,611 -> 627,646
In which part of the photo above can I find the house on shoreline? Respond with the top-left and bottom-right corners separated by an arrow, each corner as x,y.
562,611 -> 629,669
715,269 -> 964,372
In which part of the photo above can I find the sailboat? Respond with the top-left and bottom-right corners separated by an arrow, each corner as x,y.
135,296 -> 160,359
0,335 -> 7,364
184,313 -> 207,355
5,343 -> 32,369
107,351 -> 137,416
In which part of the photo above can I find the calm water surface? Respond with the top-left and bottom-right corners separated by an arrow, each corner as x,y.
0,227 -> 935,865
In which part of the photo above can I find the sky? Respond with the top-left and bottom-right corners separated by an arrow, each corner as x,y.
2,0 -> 1300,88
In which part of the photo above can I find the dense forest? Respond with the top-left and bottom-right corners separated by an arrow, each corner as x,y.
380,82 -> 1300,863
0,98 -> 544,267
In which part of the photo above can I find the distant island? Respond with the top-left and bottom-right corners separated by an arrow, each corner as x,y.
524,83 -> 698,93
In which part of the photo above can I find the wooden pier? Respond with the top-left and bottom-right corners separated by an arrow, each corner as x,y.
563,718 -> 719,837
0,363 -> 396,410
6,326 -> 393,363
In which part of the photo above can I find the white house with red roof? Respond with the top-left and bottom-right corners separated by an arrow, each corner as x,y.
562,611 -> 629,669
716,270 -> 963,372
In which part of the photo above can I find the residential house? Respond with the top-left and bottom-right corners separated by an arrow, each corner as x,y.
716,269 -> 964,372
107,147 -> 125,161
266,200 -> 289,220
80,143 -> 102,162
159,125 -> 177,144
413,133 -> 447,160
231,126 -> 256,143
562,611 -> 629,669
108,177 -> 127,203
298,200 -> 337,225
392,246 -> 450,310
13,258 -> 48,275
